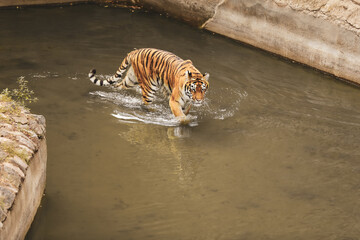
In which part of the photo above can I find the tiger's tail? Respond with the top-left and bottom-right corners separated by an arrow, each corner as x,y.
88,50 -> 134,86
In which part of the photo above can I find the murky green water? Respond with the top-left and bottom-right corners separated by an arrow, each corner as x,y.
1,4 -> 360,240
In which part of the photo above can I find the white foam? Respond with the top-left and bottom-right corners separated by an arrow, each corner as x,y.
112,111 -> 180,127
89,86 -> 247,126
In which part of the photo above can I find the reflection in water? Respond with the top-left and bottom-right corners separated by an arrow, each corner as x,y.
168,126 -> 192,139
118,119 -> 201,187
90,87 -> 246,187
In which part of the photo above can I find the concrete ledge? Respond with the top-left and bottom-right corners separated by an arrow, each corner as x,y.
0,139 -> 46,240
0,95 -> 47,240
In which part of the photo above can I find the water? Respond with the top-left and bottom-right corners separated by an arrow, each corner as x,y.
1,4 -> 360,240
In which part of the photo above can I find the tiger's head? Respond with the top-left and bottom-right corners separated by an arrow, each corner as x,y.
184,70 -> 209,105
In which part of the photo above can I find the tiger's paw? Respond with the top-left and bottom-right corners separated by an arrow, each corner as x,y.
178,116 -> 191,125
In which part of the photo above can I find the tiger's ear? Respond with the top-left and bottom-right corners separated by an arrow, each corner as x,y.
185,70 -> 192,81
203,72 -> 210,81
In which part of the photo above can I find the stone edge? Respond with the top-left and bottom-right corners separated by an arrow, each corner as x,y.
0,96 -> 47,239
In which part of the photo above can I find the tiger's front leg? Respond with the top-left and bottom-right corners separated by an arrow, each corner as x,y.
169,94 -> 189,124
184,105 -> 191,115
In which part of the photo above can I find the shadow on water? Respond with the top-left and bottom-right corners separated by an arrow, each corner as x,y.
0,4 -> 360,240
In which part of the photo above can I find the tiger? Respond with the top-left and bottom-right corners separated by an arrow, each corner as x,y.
88,48 -> 209,123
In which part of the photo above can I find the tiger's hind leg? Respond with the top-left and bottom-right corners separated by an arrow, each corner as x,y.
114,65 -> 139,89
140,79 -> 159,106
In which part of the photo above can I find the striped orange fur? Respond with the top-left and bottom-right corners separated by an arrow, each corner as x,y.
89,48 -> 209,122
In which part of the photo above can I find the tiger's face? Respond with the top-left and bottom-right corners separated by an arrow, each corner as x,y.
184,70 -> 209,105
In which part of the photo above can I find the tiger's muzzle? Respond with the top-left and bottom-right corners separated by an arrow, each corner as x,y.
193,99 -> 203,107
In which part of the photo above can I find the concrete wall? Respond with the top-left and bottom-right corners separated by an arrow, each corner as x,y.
0,139 -> 47,240
202,0 -> 360,85
0,95 -> 47,240
136,0 -> 220,26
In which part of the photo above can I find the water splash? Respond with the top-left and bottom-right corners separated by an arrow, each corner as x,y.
111,111 -> 181,127
89,86 -> 247,126
199,88 -> 248,120
90,90 -> 198,127
90,90 -> 143,109
30,72 -> 60,79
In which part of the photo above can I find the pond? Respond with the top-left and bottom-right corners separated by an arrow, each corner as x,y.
1,4 -> 360,240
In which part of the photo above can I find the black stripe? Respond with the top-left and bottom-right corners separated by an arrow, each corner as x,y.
141,51 -> 149,80
160,60 -> 170,80
153,52 -> 162,69
150,80 -> 157,88
157,57 -> 166,73
149,85 -> 156,92
148,50 -> 157,71
144,49 -> 152,66
142,84 -> 150,93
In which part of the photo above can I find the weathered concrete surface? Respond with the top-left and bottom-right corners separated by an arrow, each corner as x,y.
202,0 -> 360,85
272,0 -> 360,36
0,95 -> 46,240
135,0 -> 221,26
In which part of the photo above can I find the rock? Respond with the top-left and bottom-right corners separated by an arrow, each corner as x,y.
12,116 -> 28,125
0,130 -> 37,152
0,186 -> 17,210
28,118 -> 46,138
0,150 -> 8,162
0,164 -> 23,191
3,163 -> 25,179
0,207 -> 6,223
8,156 -> 28,172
